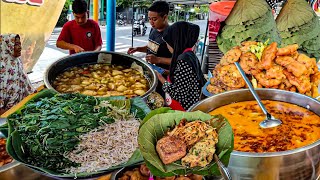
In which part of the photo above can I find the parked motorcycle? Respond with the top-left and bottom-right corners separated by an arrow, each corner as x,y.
117,19 -> 127,26
133,19 -> 147,36
117,14 -> 127,26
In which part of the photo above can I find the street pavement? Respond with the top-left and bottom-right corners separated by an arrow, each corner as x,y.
28,20 -> 208,83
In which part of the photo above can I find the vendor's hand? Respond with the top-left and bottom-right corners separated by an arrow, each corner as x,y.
127,47 -> 138,54
156,72 -> 166,84
146,54 -> 160,64
73,45 -> 85,53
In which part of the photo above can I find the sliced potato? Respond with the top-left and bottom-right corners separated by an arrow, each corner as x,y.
124,90 -> 134,95
134,89 -> 146,96
133,82 -> 146,88
63,71 -> 74,78
54,63 -> 149,97
108,83 -> 115,90
81,80 -> 91,85
117,85 -> 127,92
101,79 -> 109,84
122,69 -> 132,73
109,91 -> 124,96
85,84 -> 98,90
82,90 -> 97,96
70,85 -> 83,91
92,72 -> 101,79
112,70 -> 123,76
113,75 -> 124,80
128,76 -> 135,82
140,79 -> 147,84
97,91 -> 106,95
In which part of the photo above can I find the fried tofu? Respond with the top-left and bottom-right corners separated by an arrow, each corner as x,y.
156,136 -> 187,165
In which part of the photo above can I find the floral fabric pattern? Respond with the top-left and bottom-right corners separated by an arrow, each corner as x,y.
0,34 -> 35,110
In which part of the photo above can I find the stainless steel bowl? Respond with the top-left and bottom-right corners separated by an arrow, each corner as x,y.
43,51 -> 158,99
188,89 -> 320,180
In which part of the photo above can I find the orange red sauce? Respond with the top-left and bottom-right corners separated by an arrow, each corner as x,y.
210,100 -> 320,152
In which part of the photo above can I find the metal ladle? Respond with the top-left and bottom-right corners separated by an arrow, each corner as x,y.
213,154 -> 232,180
234,62 -> 282,128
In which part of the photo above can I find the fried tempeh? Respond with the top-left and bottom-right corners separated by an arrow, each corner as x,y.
277,44 -> 299,56
220,47 -> 242,65
260,42 -> 278,70
275,56 -> 308,77
296,54 -> 318,75
283,70 -> 311,94
239,52 -> 260,75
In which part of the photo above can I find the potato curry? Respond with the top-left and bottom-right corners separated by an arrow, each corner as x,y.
53,64 -> 149,97
210,100 -> 320,152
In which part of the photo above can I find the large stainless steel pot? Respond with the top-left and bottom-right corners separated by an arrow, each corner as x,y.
44,51 -> 158,99
188,89 -> 320,180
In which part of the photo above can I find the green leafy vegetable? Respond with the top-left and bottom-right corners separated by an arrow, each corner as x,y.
138,111 -> 234,177
250,39 -> 270,60
6,89 -> 150,178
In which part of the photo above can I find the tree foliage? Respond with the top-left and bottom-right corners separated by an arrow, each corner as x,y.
116,0 -> 152,8
56,0 -> 73,27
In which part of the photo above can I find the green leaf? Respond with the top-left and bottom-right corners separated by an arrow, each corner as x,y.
6,90 -> 149,178
138,111 -> 233,177
10,130 -> 26,162
225,0 -> 270,25
276,0 -> 316,31
130,97 -> 151,120
141,107 -> 172,126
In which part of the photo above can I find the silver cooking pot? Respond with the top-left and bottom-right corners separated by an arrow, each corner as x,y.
188,89 -> 320,180
44,51 -> 158,100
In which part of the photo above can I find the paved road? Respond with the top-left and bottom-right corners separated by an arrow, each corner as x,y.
29,20 -> 208,82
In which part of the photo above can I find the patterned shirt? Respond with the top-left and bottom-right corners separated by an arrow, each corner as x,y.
162,60 -> 201,110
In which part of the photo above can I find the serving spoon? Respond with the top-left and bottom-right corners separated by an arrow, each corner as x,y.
234,62 -> 282,128
214,154 -> 232,180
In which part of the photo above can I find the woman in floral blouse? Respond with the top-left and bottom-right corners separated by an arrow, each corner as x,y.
0,34 -> 35,115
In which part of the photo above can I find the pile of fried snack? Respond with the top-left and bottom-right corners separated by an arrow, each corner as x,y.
156,119 -> 218,168
0,138 -> 13,167
207,41 -> 320,98
118,164 -> 203,180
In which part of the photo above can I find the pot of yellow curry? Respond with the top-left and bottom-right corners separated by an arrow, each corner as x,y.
188,89 -> 320,180
44,51 -> 157,99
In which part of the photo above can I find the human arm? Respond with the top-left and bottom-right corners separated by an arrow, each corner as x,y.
56,40 -> 84,53
156,72 -> 166,84
56,23 -> 85,53
94,45 -> 102,52
146,54 -> 171,65
127,45 -> 148,54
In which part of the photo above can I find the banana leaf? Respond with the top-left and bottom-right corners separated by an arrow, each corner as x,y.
276,0 -> 316,31
138,111 -> 234,177
6,89 -> 150,178
141,107 -> 173,126
225,0 -> 269,25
